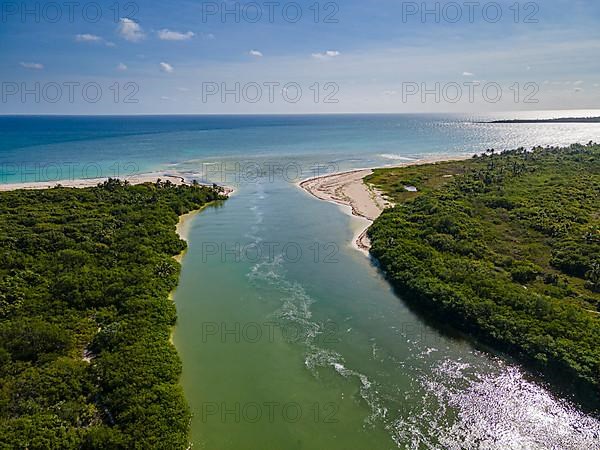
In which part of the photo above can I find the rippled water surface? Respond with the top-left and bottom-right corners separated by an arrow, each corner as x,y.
173,174 -> 599,449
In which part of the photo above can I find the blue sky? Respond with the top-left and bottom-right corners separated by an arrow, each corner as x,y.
1,0 -> 600,114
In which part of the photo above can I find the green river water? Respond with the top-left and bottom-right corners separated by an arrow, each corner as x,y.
172,163 -> 600,450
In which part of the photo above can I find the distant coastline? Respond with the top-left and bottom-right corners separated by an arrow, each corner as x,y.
486,117 -> 600,124
0,172 -> 235,196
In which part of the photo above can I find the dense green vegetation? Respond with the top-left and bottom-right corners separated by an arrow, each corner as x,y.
0,179 -> 226,449
366,144 -> 600,396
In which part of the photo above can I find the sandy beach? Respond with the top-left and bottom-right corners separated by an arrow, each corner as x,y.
0,171 -> 236,197
170,198 -> 229,345
170,209 -> 201,343
300,169 -> 390,252
0,169 -> 234,263
299,155 -> 470,252
173,210 -> 201,263
0,172 -> 188,191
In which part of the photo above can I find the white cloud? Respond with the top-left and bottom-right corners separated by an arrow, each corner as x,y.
157,29 -> 195,41
176,87 -> 189,92
462,71 -> 474,77
20,62 -> 43,70
105,41 -> 116,47
248,49 -> 263,57
75,33 -> 102,42
383,90 -> 398,96
312,50 -> 340,60
116,62 -> 128,71
203,33 -> 216,40
574,87 -> 583,92
160,96 -> 173,101
160,62 -> 174,73
117,18 -> 145,42
573,80 -> 584,85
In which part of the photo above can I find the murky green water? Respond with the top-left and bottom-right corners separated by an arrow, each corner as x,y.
173,165 -> 600,449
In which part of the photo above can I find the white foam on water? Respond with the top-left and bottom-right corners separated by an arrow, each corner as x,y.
304,347 -> 388,427
246,251 -> 318,342
304,346 -> 343,374
247,254 -> 284,284
246,208 -> 598,450
247,249 -> 392,431
379,154 -> 418,161
275,281 -> 315,324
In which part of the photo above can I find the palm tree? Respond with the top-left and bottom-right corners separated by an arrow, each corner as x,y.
586,261 -> 600,292
587,261 -> 600,283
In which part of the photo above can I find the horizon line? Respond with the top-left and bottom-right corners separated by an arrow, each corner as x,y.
1,108 -> 600,118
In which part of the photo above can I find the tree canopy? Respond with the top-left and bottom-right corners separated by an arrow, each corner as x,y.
0,180 -> 226,449
367,144 -> 600,401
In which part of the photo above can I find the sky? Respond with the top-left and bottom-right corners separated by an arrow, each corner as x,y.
1,0 -> 600,114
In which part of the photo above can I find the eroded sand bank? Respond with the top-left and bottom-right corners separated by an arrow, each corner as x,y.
299,156 -> 469,252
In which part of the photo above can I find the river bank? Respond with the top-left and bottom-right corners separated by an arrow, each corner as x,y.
298,155 -> 470,251
173,151 -> 600,449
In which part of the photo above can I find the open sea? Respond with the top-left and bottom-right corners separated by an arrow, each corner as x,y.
2,112 -> 600,449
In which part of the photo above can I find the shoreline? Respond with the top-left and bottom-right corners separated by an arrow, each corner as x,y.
0,171 -> 236,196
0,172 -> 185,191
169,197 -> 229,346
173,209 -> 201,263
298,155 -> 471,253
169,209 -> 201,345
